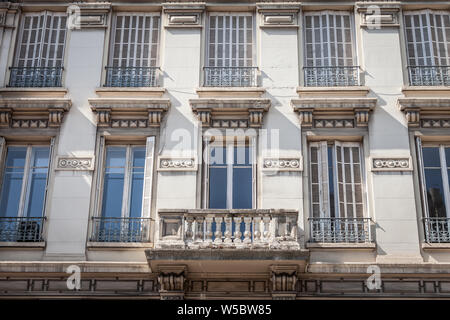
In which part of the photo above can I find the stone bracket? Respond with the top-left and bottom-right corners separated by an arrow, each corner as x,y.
399,98 -> 450,128
270,265 -> 298,299
157,264 -> 187,300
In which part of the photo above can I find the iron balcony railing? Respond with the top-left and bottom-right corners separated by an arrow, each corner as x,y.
309,217 -> 372,243
90,217 -> 151,242
423,217 -> 450,243
0,217 -> 45,242
304,66 -> 360,87
9,67 -> 63,87
408,65 -> 450,86
204,66 -> 258,87
104,66 -> 159,87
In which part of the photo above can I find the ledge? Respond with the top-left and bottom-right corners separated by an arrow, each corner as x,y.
297,86 -> 370,97
306,242 -> 376,251
402,86 -> 450,98
196,87 -> 265,98
87,242 -> 153,249
0,87 -> 67,98
0,241 -> 46,248
95,87 -> 165,98
421,243 -> 450,251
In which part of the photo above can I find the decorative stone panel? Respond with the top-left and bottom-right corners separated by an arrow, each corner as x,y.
262,158 -> 303,172
257,3 -> 300,28
157,157 -> 197,171
56,156 -> 95,171
163,3 -> 204,28
370,157 -> 412,172
357,3 -> 400,28
67,2 -> 110,29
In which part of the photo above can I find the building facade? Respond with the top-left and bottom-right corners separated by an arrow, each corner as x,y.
0,0 -> 450,299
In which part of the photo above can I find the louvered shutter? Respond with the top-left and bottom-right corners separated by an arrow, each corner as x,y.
141,136 -> 155,219
310,142 -> 330,218
304,11 -> 354,67
207,14 -> 253,67
416,137 -> 430,218
111,14 -> 160,68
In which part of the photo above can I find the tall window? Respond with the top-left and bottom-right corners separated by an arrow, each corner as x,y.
0,144 -> 51,242
93,137 -> 155,242
404,10 -> 450,86
303,11 -> 358,86
105,13 -> 160,87
204,13 -> 256,86
205,137 -> 254,209
417,140 -> 450,242
309,141 -> 369,243
11,11 -> 67,87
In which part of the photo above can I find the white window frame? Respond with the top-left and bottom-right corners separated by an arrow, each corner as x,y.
14,11 -> 67,68
309,140 -> 365,219
109,13 -> 161,68
206,12 -> 256,68
403,9 -> 450,67
416,138 -> 450,219
303,10 -> 357,67
203,135 -> 256,209
95,137 -> 155,219
0,142 -> 53,218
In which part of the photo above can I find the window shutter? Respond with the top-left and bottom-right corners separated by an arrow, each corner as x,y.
310,142 -> 330,218
16,13 -> 45,67
208,14 -> 253,67
304,11 -> 354,67
141,136 -> 155,218
416,136 -> 430,217
94,136 -> 105,217
41,137 -> 55,219
111,14 -> 160,68
41,12 -> 67,68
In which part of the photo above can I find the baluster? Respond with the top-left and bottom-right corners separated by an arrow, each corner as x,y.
243,217 -> 252,244
214,216 -> 223,244
262,216 -> 271,242
253,216 -> 262,243
233,216 -> 242,244
204,216 -> 213,244
185,217 -> 194,243
195,216 -> 204,243
224,216 -> 232,244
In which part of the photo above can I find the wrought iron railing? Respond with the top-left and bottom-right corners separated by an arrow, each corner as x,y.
304,66 -> 360,87
0,217 -> 45,242
90,217 -> 151,242
9,67 -> 63,87
204,66 -> 258,87
104,66 -> 159,87
309,217 -> 372,243
408,65 -> 450,86
423,217 -> 450,243
158,209 -> 299,249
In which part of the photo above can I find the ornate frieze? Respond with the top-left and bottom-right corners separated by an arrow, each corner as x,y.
263,158 -> 303,172
371,157 -> 412,172
190,98 -> 270,128
292,98 -> 376,128
89,98 -> 170,128
158,157 -> 197,171
399,98 -> 450,128
56,156 -> 95,171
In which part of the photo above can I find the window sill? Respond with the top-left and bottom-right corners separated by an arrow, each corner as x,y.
402,85 -> 450,97
95,87 -> 166,98
421,243 -> 450,251
307,242 -> 376,251
297,86 -> 369,98
196,87 -> 265,98
0,87 -> 67,98
87,241 -> 154,249
0,241 -> 46,248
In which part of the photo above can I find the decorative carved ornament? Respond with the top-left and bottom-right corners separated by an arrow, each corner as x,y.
399,98 -> 450,128
262,157 -> 303,171
356,3 -> 400,28
270,265 -> 298,299
0,2 -> 19,28
56,156 -> 95,171
163,3 -> 204,28
190,98 -> 271,128
291,98 -> 376,128
370,157 -> 412,172
0,98 -> 71,129
157,265 -> 187,300
257,3 -> 300,27
158,157 -> 197,171
89,98 -> 170,128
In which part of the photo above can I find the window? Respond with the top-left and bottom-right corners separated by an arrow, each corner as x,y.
10,11 -> 67,87
205,137 -> 254,209
204,13 -> 256,86
92,137 -> 155,242
303,11 -> 358,86
404,10 -> 450,86
0,142 -> 52,242
105,13 -> 160,87
417,139 -> 450,242
309,141 -> 370,243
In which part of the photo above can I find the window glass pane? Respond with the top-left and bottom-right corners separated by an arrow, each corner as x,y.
25,147 -> 50,217
233,167 -> 252,209
327,146 -> 335,217
209,167 -> 227,209
424,168 -> 447,217
234,145 -> 250,166
423,147 -> 441,167
0,147 -> 26,217
445,147 -> 450,167
129,147 -> 145,218
101,147 -> 126,218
